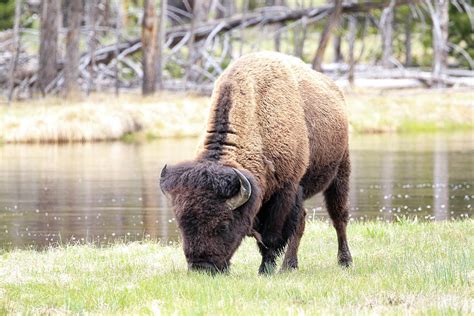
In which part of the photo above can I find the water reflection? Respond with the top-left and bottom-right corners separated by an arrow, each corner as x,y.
433,136 -> 449,220
0,133 -> 472,249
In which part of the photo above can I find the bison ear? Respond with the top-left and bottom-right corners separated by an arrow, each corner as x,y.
225,168 -> 252,210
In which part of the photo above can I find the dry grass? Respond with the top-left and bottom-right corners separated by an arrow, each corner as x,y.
0,93 -> 210,143
346,88 -> 474,133
0,89 -> 472,143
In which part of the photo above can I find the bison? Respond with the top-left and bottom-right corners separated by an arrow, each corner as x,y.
160,52 -> 353,274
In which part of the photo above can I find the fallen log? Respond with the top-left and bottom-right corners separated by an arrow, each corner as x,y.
87,0 -> 419,67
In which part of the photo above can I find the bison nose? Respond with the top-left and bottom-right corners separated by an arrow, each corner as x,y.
188,262 -> 219,275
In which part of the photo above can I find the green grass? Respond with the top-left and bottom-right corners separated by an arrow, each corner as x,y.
0,220 -> 472,314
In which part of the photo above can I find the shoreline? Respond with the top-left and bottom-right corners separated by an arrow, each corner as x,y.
0,89 -> 472,144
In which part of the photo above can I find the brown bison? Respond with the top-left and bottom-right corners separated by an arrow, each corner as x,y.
160,52 -> 352,274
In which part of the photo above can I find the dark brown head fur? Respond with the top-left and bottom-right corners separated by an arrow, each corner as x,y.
160,161 -> 261,273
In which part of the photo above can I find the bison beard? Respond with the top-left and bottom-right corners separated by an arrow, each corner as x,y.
160,52 -> 353,274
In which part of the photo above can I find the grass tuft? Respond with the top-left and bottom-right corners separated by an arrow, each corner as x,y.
0,220 -> 472,314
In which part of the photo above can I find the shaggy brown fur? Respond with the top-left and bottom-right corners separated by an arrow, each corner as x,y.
160,52 -> 352,274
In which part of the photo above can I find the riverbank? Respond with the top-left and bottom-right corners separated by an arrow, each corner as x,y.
0,220 -> 472,314
0,89 -> 473,143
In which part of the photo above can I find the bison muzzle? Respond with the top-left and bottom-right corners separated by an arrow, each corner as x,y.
160,52 -> 353,274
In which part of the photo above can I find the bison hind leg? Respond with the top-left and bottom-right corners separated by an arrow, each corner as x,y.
324,151 -> 353,267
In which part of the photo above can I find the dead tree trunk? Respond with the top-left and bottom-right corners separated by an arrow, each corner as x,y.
7,0 -> 22,104
239,0 -> 249,56
38,0 -> 60,96
429,0 -> 449,87
64,0 -> 83,98
185,2 -> 198,89
312,0 -> 343,71
404,11 -> 412,66
220,0 -> 235,58
380,0 -> 395,68
271,0 -> 285,52
115,0 -> 121,96
156,0 -> 167,91
217,0 -> 235,18
348,15 -> 357,86
333,18 -> 343,63
86,0 -> 98,95
294,16 -> 308,59
104,0 -> 111,27
142,0 -> 158,95
185,0 -> 208,88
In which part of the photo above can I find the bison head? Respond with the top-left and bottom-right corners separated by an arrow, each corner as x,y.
160,161 -> 259,274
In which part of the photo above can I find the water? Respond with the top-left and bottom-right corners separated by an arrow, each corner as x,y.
0,133 -> 472,249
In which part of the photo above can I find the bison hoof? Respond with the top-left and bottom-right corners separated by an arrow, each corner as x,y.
338,253 -> 353,268
258,262 -> 276,275
281,258 -> 298,272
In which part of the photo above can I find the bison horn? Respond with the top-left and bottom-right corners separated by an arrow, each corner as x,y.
160,164 -> 168,178
160,164 -> 171,199
226,168 -> 252,210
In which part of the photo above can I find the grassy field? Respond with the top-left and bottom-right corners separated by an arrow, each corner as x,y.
0,89 -> 473,143
0,220 -> 472,314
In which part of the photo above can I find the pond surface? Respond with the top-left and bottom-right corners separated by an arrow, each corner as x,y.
0,133 -> 473,249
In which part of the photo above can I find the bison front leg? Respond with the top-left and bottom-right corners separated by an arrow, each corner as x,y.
256,184 -> 300,275
324,152 -> 353,267
257,244 -> 278,274
281,206 -> 306,271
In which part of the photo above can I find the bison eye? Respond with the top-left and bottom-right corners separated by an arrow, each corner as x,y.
216,222 -> 230,234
